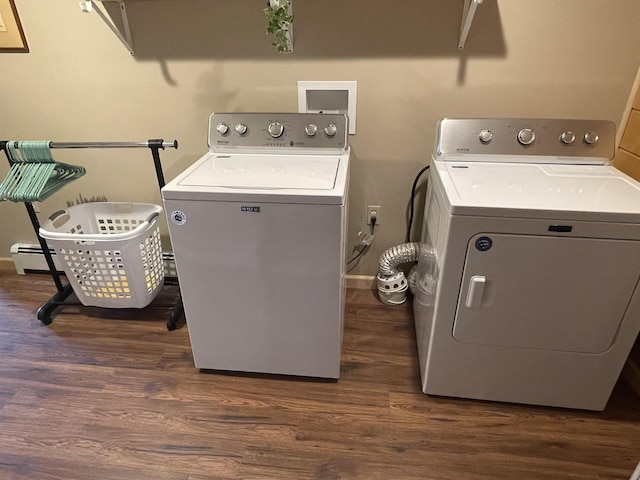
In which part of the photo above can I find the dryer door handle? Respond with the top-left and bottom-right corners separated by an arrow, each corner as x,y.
465,275 -> 486,309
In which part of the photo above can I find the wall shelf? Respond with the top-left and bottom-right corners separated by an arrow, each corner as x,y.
80,0 -> 479,56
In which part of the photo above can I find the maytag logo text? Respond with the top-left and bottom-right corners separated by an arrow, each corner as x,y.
241,206 -> 261,213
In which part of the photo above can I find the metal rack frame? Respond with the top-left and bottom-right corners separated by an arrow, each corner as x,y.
0,139 -> 183,330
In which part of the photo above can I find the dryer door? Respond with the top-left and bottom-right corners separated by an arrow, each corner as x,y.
453,233 -> 640,353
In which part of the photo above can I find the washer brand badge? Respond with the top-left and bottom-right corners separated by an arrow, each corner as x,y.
171,210 -> 187,225
241,206 -> 261,213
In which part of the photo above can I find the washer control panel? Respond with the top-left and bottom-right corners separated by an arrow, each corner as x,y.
436,118 -> 615,163
208,112 -> 348,154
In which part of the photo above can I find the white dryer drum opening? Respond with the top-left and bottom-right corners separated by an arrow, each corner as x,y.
453,233 -> 640,353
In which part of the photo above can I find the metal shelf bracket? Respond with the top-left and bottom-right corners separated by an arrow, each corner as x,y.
79,0 -> 134,55
458,0 -> 483,50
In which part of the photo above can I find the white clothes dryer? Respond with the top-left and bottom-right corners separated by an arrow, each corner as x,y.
162,113 -> 349,379
413,118 -> 640,410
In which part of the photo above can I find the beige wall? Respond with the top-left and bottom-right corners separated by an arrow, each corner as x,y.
1,0 -> 639,276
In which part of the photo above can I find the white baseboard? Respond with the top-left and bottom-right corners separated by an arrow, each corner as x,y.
346,274 -> 376,290
6,245 -> 377,290
0,257 -> 14,270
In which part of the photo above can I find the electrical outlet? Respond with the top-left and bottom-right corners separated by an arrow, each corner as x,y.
367,205 -> 381,226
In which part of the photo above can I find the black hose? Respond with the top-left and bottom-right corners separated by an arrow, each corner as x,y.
406,165 -> 430,243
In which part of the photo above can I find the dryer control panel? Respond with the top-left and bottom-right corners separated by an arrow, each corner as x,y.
208,112 -> 349,155
436,118 -> 615,164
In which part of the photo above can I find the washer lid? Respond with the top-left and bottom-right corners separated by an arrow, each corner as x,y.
436,161 -> 640,221
162,151 -> 349,205
179,154 -> 339,190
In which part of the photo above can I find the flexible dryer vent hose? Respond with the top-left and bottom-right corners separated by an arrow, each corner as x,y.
377,242 -> 436,305
377,242 -> 421,306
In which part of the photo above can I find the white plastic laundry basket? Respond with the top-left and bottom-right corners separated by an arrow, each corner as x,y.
39,202 -> 164,308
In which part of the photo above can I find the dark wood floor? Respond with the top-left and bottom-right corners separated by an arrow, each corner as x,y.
0,269 -> 639,480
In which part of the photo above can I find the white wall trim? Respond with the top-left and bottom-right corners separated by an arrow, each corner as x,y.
0,257 -> 14,270
346,274 -> 376,290
1,256 -> 379,290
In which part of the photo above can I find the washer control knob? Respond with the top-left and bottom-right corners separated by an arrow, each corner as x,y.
216,123 -> 229,135
517,128 -> 536,145
560,131 -> 576,144
268,122 -> 284,138
324,124 -> 337,137
305,124 -> 318,136
584,131 -> 599,145
234,123 -> 248,135
478,129 -> 493,143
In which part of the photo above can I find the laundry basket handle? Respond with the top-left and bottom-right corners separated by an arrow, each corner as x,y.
145,211 -> 160,224
48,209 -> 68,223
40,208 -> 161,242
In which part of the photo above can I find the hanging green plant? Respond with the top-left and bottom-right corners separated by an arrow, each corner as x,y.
264,0 -> 294,53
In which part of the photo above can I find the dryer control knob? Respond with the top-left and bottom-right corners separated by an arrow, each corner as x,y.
235,123 -> 248,135
478,129 -> 493,143
216,123 -> 229,135
517,128 -> 536,145
268,122 -> 284,138
560,131 -> 576,144
305,124 -> 318,136
324,124 -> 337,137
584,131 -> 599,144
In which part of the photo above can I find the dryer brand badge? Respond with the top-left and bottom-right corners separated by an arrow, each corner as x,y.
241,206 -> 261,213
475,236 -> 493,251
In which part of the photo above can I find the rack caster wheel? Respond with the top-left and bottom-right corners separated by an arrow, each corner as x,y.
167,309 -> 182,331
36,305 -> 55,325
166,297 -> 184,331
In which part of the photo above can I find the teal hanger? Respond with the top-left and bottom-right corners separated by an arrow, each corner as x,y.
0,141 -> 85,202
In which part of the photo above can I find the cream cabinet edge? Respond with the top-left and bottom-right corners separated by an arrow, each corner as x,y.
616,64 -> 640,148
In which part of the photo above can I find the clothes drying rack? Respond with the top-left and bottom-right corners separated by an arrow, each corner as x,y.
0,139 -> 184,330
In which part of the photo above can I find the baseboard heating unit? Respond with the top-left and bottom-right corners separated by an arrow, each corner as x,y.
10,243 -> 177,277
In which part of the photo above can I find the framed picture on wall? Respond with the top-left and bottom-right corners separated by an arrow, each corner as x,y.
0,0 -> 28,52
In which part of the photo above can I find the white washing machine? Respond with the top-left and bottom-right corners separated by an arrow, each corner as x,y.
413,118 -> 640,410
162,112 -> 349,379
